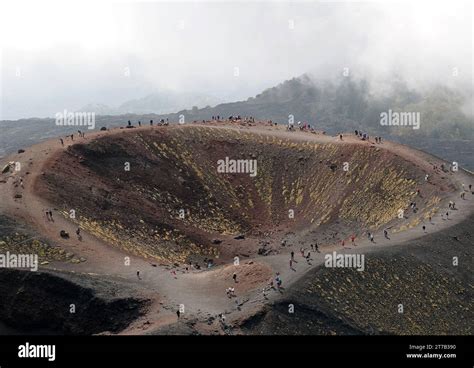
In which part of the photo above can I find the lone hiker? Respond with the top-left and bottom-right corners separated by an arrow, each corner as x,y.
233,273 -> 237,283
275,274 -> 282,290
137,270 -> 141,280
60,138 -> 64,146
76,227 -> 82,241
290,251 -> 295,261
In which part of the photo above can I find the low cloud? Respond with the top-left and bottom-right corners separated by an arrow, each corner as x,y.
0,0 -> 471,119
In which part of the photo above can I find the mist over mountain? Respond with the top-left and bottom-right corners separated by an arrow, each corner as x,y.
146,74 -> 472,169
80,91 -> 222,116
2,73 -> 472,170
160,73 -> 473,140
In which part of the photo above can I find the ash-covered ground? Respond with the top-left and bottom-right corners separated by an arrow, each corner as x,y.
242,213 -> 473,335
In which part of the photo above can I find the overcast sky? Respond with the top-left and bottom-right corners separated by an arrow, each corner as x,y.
0,0 -> 472,120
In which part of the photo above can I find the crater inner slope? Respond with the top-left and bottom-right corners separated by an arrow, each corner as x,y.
35,125 -> 446,263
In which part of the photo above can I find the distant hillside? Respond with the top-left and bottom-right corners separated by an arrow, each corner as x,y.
158,74 -> 473,140
1,74 -> 473,169
80,91 -> 222,116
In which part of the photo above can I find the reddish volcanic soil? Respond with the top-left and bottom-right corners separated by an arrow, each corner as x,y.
34,124 -> 449,263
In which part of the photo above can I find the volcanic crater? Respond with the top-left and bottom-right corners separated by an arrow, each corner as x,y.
34,124 -> 446,265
